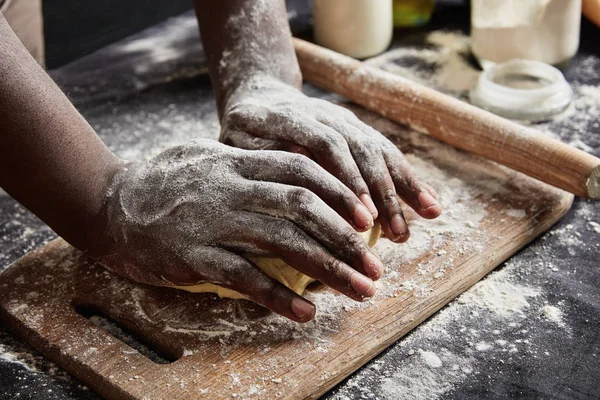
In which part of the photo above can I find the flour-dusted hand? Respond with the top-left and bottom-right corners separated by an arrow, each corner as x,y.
90,139 -> 382,322
220,77 -> 443,242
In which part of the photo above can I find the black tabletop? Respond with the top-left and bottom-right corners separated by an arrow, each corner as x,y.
1,2 -> 599,399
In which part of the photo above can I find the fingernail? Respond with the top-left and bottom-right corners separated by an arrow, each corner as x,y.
418,191 -> 438,210
291,298 -> 315,321
359,194 -> 378,219
353,204 -> 374,230
391,214 -> 409,238
364,252 -> 383,280
350,273 -> 375,298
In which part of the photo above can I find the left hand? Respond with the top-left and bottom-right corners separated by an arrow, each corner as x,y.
220,76 -> 442,242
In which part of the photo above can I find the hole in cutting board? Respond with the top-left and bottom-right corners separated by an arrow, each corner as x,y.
75,306 -> 178,364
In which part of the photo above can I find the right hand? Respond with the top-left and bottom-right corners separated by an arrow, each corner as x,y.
89,139 -> 383,322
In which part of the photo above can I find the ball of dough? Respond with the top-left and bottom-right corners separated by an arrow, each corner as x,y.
173,224 -> 381,299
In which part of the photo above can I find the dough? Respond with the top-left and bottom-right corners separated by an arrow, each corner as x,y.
173,224 -> 381,299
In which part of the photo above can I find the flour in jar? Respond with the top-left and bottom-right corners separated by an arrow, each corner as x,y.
471,0 -> 582,67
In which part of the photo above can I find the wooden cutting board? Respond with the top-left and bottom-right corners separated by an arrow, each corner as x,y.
0,106 -> 573,400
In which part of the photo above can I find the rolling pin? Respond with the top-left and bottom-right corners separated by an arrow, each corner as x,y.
583,0 -> 600,28
293,38 -> 600,199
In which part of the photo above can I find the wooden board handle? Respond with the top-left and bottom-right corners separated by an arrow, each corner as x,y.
294,38 -> 600,199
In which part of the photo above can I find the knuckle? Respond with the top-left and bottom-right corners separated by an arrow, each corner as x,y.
221,264 -> 246,286
394,169 -> 421,192
287,153 -> 313,176
345,173 -> 368,192
288,187 -> 317,209
265,281 -> 282,304
322,256 -> 347,278
381,189 -> 400,208
407,176 -> 422,192
270,108 -> 298,127
271,221 -> 303,250
354,138 -> 380,158
327,119 -> 353,136
223,108 -> 247,127
315,133 -> 346,154
343,228 -> 366,251
380,138 -> 402,155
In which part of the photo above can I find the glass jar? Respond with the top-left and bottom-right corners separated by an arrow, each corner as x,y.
471,0 -> 582,70
313,0 -> 393,59
469,59 -> 573,122
393,0 -> 435,27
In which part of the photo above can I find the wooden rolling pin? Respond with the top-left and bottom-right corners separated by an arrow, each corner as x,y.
584,0 -> 600,28
293,38 -> 600,199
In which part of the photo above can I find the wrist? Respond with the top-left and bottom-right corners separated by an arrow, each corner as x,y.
78,157 -> 127,254
220,72 -> 302,118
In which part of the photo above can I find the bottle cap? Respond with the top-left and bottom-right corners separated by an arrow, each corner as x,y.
469,59 -> 572,122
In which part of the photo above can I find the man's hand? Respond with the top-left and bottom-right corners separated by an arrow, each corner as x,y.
195,0 -> 442,244
91,139 -> 382,323
221,76 -> 442,242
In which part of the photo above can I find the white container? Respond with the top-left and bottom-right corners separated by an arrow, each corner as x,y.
469,59 -> 573,121
471,0 -> 582,69
313,0 -> 393,59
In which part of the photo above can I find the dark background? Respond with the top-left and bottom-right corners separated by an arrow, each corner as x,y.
43,0 -> 191,68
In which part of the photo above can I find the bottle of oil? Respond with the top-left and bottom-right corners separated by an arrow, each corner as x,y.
393,0 -> 435,27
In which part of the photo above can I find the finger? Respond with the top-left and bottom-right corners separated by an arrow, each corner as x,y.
239,152 -> 373,231
341,129 -> 410,243
302,119 -> 376,217
318,117 -> 403,233
230,111 -> 376,217
343,117 -> 441,225
218,211 -> 379,298
316,117 -> 388,219
187,247 -> 316,323
381,145 -> 442,220
223,129 -> 314,159
239,182 -> 383,279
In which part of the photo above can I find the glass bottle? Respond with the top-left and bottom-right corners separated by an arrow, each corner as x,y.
392,0 -> 436,27
471,0 -> 582,70
313,0 -> 393,59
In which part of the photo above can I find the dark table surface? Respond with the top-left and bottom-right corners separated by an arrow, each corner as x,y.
1,2 -> 599,399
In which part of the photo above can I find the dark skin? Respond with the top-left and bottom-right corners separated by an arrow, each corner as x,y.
0,1 -> 441,322
196,0 -> 442,241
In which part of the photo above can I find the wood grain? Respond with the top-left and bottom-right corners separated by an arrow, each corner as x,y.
0,106 -> 573,399
294,38 -> 600,199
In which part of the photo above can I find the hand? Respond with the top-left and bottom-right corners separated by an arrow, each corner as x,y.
90,139 -> 382,322
220,77 -> 442,243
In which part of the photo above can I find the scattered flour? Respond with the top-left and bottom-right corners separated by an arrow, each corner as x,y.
419,349 -> 443,368
0,343 -> 38,372
378,349 -> 472,400
367,30 -> 479,96
0,338 -> 73,381
457,271 -> 541,317
540,305 -> 565,326
475,341 -> 493,352
504,209 -> 527,218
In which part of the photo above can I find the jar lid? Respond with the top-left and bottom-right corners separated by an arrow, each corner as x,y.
469,59 -> 572,122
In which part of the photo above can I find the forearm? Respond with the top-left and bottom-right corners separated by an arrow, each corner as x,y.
194,0 -> 302,118
0,15 -> 121,250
